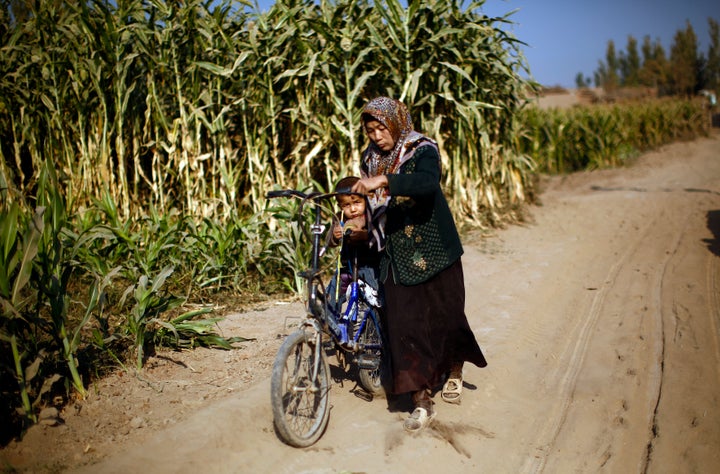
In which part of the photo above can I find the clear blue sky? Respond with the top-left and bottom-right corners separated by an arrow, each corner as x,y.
252,1 -> 719,88
479,0 -> 719,87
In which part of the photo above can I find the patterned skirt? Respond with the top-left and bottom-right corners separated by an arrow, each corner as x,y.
382,258 -> 487,395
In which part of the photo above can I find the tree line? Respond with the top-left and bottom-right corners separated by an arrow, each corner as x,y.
575,18 -> 719,97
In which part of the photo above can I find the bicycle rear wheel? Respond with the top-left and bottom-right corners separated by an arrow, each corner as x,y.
270,329 -> 331,447
357,310 -> 389,397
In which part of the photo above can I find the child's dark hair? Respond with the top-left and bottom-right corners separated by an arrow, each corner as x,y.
334,176 -> 360,195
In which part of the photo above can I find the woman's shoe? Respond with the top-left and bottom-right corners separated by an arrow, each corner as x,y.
403,407 -> 436,432
441,377 -> 463,404
442,362 -> 464,404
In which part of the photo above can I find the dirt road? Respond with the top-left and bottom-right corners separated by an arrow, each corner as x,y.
4,133 -> 720,473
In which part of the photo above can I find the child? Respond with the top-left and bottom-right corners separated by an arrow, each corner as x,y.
326,176 -> 381,314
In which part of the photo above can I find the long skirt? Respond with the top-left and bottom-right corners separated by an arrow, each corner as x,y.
382,258 -> 487,395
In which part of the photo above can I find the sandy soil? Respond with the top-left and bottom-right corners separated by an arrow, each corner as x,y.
534,89 -> 582,109
2,131 -> 720,473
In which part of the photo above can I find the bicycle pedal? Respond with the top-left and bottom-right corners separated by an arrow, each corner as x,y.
337,340 -> 355,351
356,354 -> 380,370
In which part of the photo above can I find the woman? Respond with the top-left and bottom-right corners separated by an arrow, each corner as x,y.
351,97 -> 487,432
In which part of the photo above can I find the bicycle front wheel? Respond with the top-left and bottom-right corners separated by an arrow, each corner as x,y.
270,329 -> 331,447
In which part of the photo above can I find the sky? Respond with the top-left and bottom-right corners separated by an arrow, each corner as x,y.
479,0 -> 719,87
252,0 -> 719,88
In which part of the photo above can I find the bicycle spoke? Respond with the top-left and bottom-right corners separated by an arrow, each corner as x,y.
278,337 -> 328,439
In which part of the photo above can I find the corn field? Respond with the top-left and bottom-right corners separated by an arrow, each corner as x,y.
519,97 -> 710,173
0,0 -> 533,223
0,0 -> 710,444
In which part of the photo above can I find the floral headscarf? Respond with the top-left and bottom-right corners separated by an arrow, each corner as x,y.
360,97 -> 437,250
361,97 -> 426,177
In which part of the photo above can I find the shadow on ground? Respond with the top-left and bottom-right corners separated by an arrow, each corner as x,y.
704,210 -> 720,257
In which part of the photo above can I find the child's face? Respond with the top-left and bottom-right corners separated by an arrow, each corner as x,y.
338,194 -> 366,220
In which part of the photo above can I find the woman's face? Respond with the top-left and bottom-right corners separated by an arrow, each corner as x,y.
364,119 -> 395,152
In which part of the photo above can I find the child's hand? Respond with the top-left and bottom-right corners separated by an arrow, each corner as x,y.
347,216 -> 366,229
332,224 -> 344,240
344,226 -> 367,243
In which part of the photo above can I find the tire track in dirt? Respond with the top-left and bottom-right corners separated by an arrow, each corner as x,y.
640,210 -> 691,473
522,203 -> 670,473
705,255 -> 720,382
533,168 -> 720,474
643,193 -> 720,472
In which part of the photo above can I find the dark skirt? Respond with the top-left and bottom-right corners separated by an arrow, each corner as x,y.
382,258 -> 487,395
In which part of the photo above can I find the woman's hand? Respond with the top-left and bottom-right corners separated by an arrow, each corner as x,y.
352,175 -> 388,194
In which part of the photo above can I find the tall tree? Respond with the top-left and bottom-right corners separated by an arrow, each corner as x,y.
638,35 -> 668,92
575,72 -> 590,88
669,20 -> 699,96
620,35 -> 641,86
704,18 -> 719,93
597,39 -> 620,91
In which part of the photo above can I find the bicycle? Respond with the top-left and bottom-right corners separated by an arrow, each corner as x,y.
266,188 -> 390,447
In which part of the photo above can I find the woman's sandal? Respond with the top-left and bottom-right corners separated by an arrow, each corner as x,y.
441,377 -> 463,404
403,407 -> 436,432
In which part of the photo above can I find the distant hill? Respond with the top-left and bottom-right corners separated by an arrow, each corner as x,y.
532,87 -> 659,109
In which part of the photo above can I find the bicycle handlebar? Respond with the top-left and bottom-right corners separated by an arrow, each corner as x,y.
265,188 -> 364,202
266,189 -> 311,200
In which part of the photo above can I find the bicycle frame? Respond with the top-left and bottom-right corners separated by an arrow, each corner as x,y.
326,258 -> 383,352
267,188 -> 383,352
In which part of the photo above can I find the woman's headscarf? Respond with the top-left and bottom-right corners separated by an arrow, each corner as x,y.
361,97 -> 427,177
360,97 -> 437,250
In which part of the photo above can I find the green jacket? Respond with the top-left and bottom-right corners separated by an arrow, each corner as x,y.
381,144 -> 463,285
